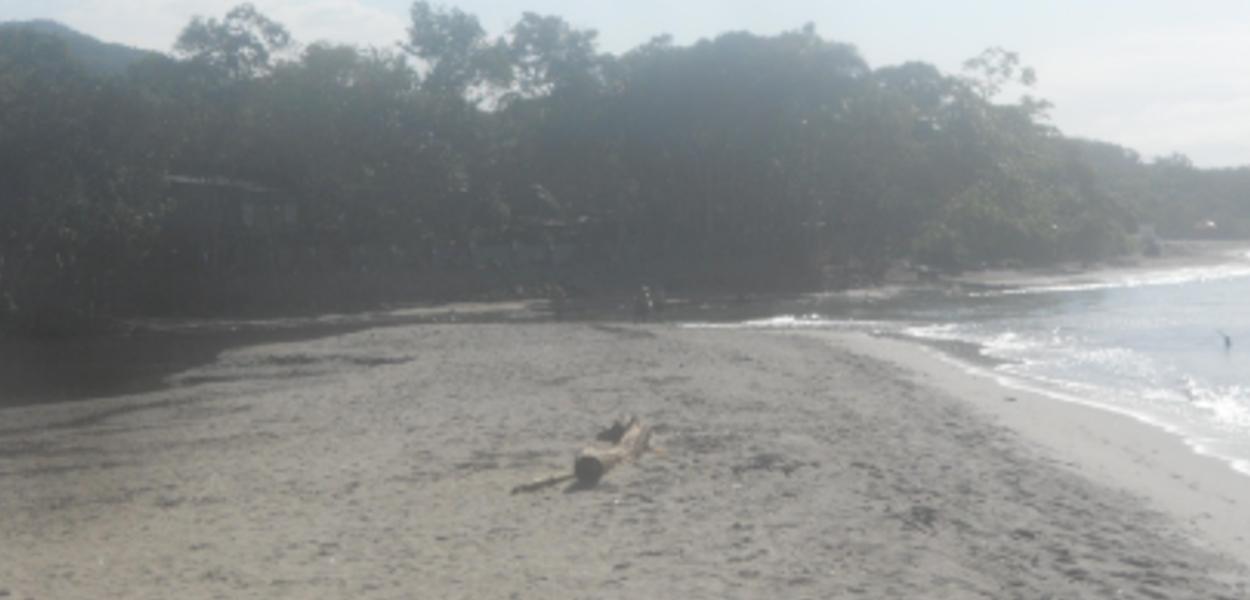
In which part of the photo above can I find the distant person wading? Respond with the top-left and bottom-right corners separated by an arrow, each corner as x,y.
634,286 -> 655,321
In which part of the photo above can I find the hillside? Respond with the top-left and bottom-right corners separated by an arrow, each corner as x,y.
0,19 -> 158,76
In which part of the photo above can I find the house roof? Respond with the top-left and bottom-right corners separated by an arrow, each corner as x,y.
164,174 -> 276,194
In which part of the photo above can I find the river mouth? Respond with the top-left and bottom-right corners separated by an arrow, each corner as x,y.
0,324 -> 361,408
0,293 -> 788,408
0,301 -> 548,408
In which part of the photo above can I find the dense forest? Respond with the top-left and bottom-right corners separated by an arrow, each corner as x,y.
3,3 -> 1250,334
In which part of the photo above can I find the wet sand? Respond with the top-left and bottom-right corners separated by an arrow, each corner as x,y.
2,322 -> 1248,598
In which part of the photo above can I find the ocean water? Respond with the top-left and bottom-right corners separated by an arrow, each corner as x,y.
687,250 -> 1250,477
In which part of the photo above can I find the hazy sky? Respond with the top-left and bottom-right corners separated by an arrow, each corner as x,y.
5,0 -> 1250,167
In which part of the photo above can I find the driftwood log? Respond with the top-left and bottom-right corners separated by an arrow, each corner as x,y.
510,417 -> 653,494
574,417 -> 652,485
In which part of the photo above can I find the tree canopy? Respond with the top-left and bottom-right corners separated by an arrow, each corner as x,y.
174,3 -> 293,81
1,4 -> 1246,334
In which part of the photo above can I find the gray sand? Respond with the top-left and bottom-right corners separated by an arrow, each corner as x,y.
2,323 -> 1248,598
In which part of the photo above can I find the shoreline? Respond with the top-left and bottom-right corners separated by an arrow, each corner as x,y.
2,322 -> 1248,597
800,330 -> 1250,567
944,239 -> 1250,292
5,239 -> 1247,410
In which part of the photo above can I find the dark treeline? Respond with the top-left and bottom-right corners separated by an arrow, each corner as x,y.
2,3 -> 1249,334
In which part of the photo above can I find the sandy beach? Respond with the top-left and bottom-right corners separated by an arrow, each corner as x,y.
2,321 -> 1250,598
